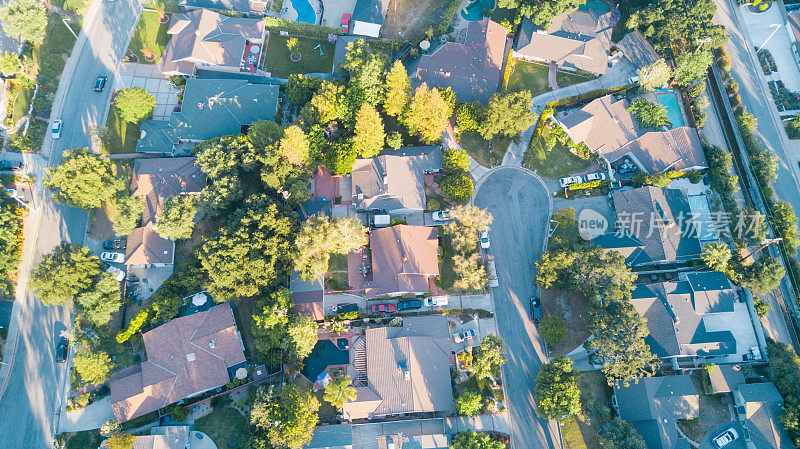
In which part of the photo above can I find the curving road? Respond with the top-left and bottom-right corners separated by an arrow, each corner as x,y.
473,167 -> 558,449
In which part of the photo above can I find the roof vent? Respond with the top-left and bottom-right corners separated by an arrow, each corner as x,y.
403,370 -> 410,380
209,339 -> 216,349
187,353 -> 196,362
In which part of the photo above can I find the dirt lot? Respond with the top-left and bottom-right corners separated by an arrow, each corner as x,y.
677,372 -> 732,442
381,0 -> 451,40
540,289 -> 591,355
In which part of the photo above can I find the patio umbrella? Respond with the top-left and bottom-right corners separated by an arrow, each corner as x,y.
317,371 -> 331,387
192,293 -> 208,306
235,367 -> 248,380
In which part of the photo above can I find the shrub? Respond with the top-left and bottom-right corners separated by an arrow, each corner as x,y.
116,308 -> 151,343
263,17 -> 342,39
440,172 -> 474,205
456,102 -> 484,134
170,404 -> 188,421
442,147 -> 471,173
539,315 -> 566,347
427,198 -> 441,211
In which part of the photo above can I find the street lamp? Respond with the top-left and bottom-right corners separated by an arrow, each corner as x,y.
757,24 -> 782,53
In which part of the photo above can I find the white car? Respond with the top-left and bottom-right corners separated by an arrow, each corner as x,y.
424,296 -> 448,307
454,329 -> 477,343
586,172 -> 606,182
713,429 -> 738,448
559,175 -> 583,188
51,119 -> 63,139
100,251 -> 125,263
480,230 -> 490,249
106,266 -> 125,281
432,210 -> 451,222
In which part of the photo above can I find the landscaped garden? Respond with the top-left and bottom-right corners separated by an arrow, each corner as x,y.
127,10 -> 172,64
262,35 -> 334,79
458,132 -> 509,167
194,407 -> 251,449
523,123 -> 593,179
506,61 -> 591,97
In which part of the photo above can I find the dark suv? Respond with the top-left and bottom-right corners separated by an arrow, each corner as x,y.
93,75 -> 107,92
55,337 -> 69,363
397,299 -> 422,311
530,296 -> 542,322
335,303 -> 359,319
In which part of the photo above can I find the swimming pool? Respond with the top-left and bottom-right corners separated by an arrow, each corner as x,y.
579,0 -> 611,12
461,0 -> 495,21
292,0 -> 316,24
300,339 -> 349,382
656,93 -> 684,129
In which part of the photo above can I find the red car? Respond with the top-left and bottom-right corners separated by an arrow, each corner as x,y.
371,303 -> 396,314
341,13 -> 351,33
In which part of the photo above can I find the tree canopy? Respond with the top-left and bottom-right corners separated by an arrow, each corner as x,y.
31,243 -> 102,306
285,74 -> 323,107
294,216 -> 367,281
0,0 -> 47,45
113,194 -> 143,236
384,60 -> 411,117
250,385 -> 320,449
450,430 -> 506,449
742,257 -> 786,295
279,125 -> 311,166
115,88 -> 156,124
352,104 -> 385,158
323,375 -> 357,409
457,390 -> 483,416
76,272 -> 122,327
72,349 -> 114,385
44,149 -> 124,210
535,355 -> 581,420
404,84 -> 451,144
673,48 -> 714,87
638,59 -> 672,91
599,417 -> 648,449
156,195 -> 198,240
627,98 -> 671,129
481,91 -> 536,140
286,315 -> 319,359
473,335 -> 506,380
499,0 -> 585,28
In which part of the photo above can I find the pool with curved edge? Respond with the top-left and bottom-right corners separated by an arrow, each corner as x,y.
292,0 -> 317,24
461,0 -> 495,21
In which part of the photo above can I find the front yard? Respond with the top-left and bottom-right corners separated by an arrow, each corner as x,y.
677,372 -> 731,442
194,407 -> 251,449
524,136 -> 592,179
262,35 -> 334,79
562,371 -> 613,449
102,104 -> 141,155
506,61 -> 591,97
458,132 -> 510,167
128,10 -> 172,64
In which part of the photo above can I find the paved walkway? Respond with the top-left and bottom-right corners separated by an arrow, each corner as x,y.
548,62 -> 559,90
58,396 -> 114,432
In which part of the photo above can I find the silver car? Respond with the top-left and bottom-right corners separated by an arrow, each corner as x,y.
51,119 -> 63,139
713,429 -> 738,448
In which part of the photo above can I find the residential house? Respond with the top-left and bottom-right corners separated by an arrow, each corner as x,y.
707,364 -> 745,394
178,0 -> 267,16
101,426 -> 214,449
351,147 -> 441,215
110,303 -> 247,422
629,272 -> 755,362
734,383 -> 793,449
290,273 -> 325,321
159,9 -> 266,76
558,95 -> 706,176
126,157 -> 206,268
305,424 -> 449,449
593,186 -> 703,267
612,375 -> 699,449
350,0 -> 389,37
136,78 -> 279,155
359,225 -> 439,299
616,31 -> 663,73
342,316 -> 454,420
513,6 -> 614,76
407,19 -> 508,104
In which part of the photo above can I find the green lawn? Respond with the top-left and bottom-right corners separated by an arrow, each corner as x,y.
562,416 -> 589,449
326,253 -> 349,292
507,61 -> 592,96
66,430 -> 103,449
51,0 -> 90,14
557,71 -> 592,88
128,10 -> 172,64
11,86 -> 34,124
262,36 -> 334,79
44,16 -> 81,55
194,407 -> 250,449
102,104 -> 141,155
524,134 -> 592,179
145,0 -> 181,12
458,132 -> 510,167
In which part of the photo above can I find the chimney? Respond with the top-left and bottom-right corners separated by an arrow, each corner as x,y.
209,339 -> 216,349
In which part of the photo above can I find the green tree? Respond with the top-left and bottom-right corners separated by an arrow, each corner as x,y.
440,172 -> 474,205
450,430 -> 506,449
352,104 -> 385,158
536,247 -> 636,303
444,205 -> 493,253
251,288 -> 292,361
105,432 -> 136,449
250,384 -> 320,449
249,119 -> 284,149
31,243 -> 102,306
73,349 -> 113,385
285,74 -> 322,107
626,0 -> 727,55
500,0 -> 583,28
638,59 -> 672,91
286,37 -> 300,54
457,390 -> 483,416
115,88 -> 156,124
481,91 -> 536,140
44,149 -> 124,210
286,314 -> 318,359
323,375 -> 357,408
113,195 -> 144,236
404,83 -> 451,144
772,201 -> 800,254
538,315 -> 566,347
341,39 -> 388,106
534,355 -> 581,420
456,102 -> 484,134
627,98 -> 671,129
701,242 -> 731,273
156,195 -> 198,240
442,147 -> 471,173
384,60 -> 411,117
310,81 -> 344,124
453,253 -> 488,292
753,297 -> 771,318
76,272 -> 122,327
473,335 -> 505,380
0,51 -> 21,76
386,131 -> 403,150
0,0 -> 47,45
599,417 -> 648,449
294,216 -> 367,281
742,257 -> 785,295
673,48 -> 714,87
279,125 -> 310,166
326,141 -> 357,175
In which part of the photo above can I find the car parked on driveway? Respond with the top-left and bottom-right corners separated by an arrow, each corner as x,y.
106,266 -> 125,282
586,172 -> 606,182
55,337 -> 69,363
102,238 -> 126,250
93,75 -> 107,92
432,210 -> 451,222
100,251 -> 124,263
371,303 -> 396,314
480,230 -> 490,249
397,299 -> 422,311
454,329 -> 477,343
559,175 -> 583,188
424,296 -> 448,307
713,429 -> 738,448
51,119 -> 63,139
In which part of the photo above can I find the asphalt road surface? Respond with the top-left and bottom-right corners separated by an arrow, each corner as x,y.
0,0 -> 144,445
473,168 -> 558,449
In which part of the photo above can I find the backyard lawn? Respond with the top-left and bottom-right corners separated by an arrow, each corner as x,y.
128,10 -> 172,64
102,104 -> 141,155
524,134 -> 592,179
507,61 -> 593,96
145,0 -> 181,12
262,35 -> 334,79
194,407 -> 251,449
326,253 -> 349,292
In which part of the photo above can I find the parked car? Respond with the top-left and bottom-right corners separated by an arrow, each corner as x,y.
454,329 -> 477,343
424,296 -> 448,307
93,75 -> 107,92
0,161 -> 22,170
100,251 -> 125,263
486,257 -> 499,288
106,266 -> 125,282
397,299 -> 422,311
55,337 -> 69,363
713,429 -> 738,448
102,238 -> 126,250
432,210 -> 451,222
480,230 -> 490,249
586,172 -> 606,182
335,303 -> 359,319
371,303 -> 396,314
559,175 -> 583,188
530,296 -> 542,322
341,13 -> 351,32
4,188 -> 17,198
51,119 -> 63,139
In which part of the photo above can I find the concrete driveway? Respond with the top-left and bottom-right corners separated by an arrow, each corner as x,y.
699,421 -> 745,449
739,4 -> 800,93
473,167 -> 560,449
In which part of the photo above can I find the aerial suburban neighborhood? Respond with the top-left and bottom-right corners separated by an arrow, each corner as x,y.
4,0 -> 800,448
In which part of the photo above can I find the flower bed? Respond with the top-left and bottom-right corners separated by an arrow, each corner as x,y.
767,80 -> 800,111
757,49 -> 777,75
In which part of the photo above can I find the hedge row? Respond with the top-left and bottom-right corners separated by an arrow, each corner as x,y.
264,17 -> 343,39
568,179 -> 611,191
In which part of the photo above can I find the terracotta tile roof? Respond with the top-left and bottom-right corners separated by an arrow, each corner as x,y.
365,225 -> 439,299
111,303 -> 246,422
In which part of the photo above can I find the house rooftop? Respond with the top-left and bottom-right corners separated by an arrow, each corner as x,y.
617,31 -> 661,70
736,383 -> 793,449
364,225 -> 440,299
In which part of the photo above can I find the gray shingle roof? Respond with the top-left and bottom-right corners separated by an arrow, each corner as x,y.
352,0 -> 389,24
708,365 -> 744,393
736,383 -> 793,449
617,31 -> 661,70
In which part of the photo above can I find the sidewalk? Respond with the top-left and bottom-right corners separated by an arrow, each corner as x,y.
59,397 -> 114,432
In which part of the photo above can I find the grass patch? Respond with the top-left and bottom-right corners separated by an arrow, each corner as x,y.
439,229 -> 457,291
458,132 -> 510,167
43,14 -> 81,55
507,61 -> 551,96
525,134 -> 592,179
194,407 -> 251,449
561,416 -> 588,449
128,10 -> 172,64
262,35 -> 334,79
11,86 -> 34,124
102,104 -> 141,155
556,71 -> 591,88
145,0 -> 181,12
326,253 -> 349,291
66,430 -> 103,449
51,0 -> 90,14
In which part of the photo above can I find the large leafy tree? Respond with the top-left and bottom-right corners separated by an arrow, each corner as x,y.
673,48 -> 714,87
115,88 -> 156,124
627,98 -> 671,129
638,59 -> 672,91
384,60 -> 411,117
442,147 -> 471,173
294,216 -> 367,281
31,243 -> 102,306
310,81 -> 344,125
0,0 -> 47,45
473,335 -> 506,380
44,149 -> 124,210
250,384 -> 320,449
538,315 -> 566,347
326,141 -> 357,175
113,194 -> 143,236
440,171 -> 474,205
352,104 -> 385,158
599,418 -> 648,449
453,253 -> 487,292
0,203 -> 20,294
156,195 -> 198,240
701,242 -> 731,273
76,272 -> 122,327
404,84 -> 451,144
285,74 -> 322,107
498,0 -> 584,28
279,125 -> 310,166
626,0 -> 726,56
742,256 -> 786,295
340,39 -> 388,106
323,375 -> 357,409
72,349 -> 113,385
481,91 -> 536,140
286,315 -> 318,359
457,391 -> 483,416
199,195 -> 296,300
0,51 -> 22,76
772,201 -> 800,255
534,356 -> 581,420
251,288 -> 292,362
443,205 -> 493,253
450,430 -> 506,449
196,136 -> 259,216
536,246 -> 636,303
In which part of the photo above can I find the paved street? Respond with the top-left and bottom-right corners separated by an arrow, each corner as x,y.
0,0 -> 145,445
473,167 -> 558,449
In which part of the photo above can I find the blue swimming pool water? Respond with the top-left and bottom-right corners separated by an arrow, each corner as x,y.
300,340 -> 349,381
656,93 -> 684,129
579,0 -> 611,12
292,0 -> 316,24
461,0 -> 495,21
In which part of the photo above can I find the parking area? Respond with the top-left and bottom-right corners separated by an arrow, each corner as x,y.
116,62 -> 179,120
